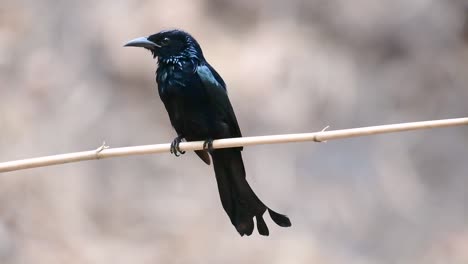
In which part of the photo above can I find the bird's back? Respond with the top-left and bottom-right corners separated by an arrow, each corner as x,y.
156,58 -> 241,141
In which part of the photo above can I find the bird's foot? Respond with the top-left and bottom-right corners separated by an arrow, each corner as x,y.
203,138 -> 214,154
170,136 -> 185,157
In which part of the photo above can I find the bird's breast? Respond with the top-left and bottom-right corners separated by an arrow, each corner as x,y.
157,67 -> 203,98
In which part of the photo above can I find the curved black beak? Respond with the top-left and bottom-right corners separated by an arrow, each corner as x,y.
124,37 -> 161,48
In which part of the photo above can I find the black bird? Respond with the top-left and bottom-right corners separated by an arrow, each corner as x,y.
124,29 -> 291,236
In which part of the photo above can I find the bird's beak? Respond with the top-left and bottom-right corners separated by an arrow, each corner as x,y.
123,37 -> 161,48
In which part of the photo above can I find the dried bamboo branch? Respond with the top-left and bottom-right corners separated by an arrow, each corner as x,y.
1,117 -> 467,173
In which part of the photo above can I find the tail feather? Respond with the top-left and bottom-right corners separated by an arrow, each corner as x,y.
268,209 -> 292,227
195,150 -> 211,165
211,149 -> 291,236
236,216 -> 254,236
256,215 -> 269,236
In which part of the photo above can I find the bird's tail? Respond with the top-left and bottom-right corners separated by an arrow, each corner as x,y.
211,149 -> 291,236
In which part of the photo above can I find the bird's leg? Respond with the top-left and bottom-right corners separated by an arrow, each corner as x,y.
203,138 -> 214,154
170,135 -> 185,157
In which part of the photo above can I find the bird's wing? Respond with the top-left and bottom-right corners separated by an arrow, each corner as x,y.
196,63 -> 243,139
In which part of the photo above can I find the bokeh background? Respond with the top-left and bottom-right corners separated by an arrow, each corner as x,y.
1,0 -> 468,263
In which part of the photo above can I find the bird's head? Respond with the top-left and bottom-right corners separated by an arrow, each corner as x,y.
124,29 -> 204,60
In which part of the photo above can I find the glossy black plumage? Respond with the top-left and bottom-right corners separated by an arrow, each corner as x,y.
124,29 -> 291,236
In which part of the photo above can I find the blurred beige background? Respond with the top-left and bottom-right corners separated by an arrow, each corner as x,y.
1,0 -> 468,263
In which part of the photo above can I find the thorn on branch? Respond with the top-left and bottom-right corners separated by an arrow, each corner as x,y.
313,125 -> 330,143
95,141 -> 109,159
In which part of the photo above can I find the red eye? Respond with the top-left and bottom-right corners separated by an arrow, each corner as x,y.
160,37 -> 170,46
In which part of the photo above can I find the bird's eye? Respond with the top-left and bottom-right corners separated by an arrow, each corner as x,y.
160,37 -> 170,46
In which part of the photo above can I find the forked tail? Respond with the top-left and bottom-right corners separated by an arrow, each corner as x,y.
211,149 -> 291,236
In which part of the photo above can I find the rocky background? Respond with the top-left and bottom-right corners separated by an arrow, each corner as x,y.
1,0 -> 468,263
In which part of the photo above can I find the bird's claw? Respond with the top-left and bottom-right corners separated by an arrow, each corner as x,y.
203,139 -> 214,154
170,136 -> 185,157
